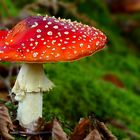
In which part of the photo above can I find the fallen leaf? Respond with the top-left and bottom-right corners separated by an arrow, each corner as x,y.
102,74 -> 124,88
108,119 -> 140,139
105,0 -> 140,13
11,118 -> 52,140
52,119 -> 68,140
88,113 -> 117,140
27,136 -> 42,140
84,129 -> 102,140
70,118 -> 91,140
25,117 -> 45,132
96,121 -> 117,140
25,118 -> 46,140
0,91 -> 10,101
0,104 -> 15,140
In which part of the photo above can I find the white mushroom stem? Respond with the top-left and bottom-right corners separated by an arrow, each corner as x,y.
12,63 -> 54,128
17,93 -> 42,128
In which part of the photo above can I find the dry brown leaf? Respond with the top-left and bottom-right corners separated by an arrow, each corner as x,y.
27,136 -> 42,140
105,0 -> 140,12
25,118 -> 45,140
25,117 -> 45,132
109,119 -> 140,139
102,74 -> 124,88
84,129 -> 102,140
11,118 -> 52,140
0,104 -> 15,140
0,91 -> 10,101
70,118 -> 91,140
52,119 -> 68,140
96,121 -> 117,140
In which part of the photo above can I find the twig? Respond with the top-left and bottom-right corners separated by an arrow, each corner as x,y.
10,131 -> 51,136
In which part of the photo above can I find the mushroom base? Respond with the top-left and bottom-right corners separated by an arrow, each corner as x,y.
17,92 -> 42,127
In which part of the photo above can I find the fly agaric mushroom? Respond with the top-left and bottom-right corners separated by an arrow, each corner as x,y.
0,15 -> 106,129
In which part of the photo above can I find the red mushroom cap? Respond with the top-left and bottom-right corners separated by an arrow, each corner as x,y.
0,30 -> 8,39
0,16 -> 107,62
0,30 -> 8,45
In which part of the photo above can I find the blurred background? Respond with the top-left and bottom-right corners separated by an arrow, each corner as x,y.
0,0 -> 140,139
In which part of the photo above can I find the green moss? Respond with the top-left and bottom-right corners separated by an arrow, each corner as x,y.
43,50 -> 140,137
